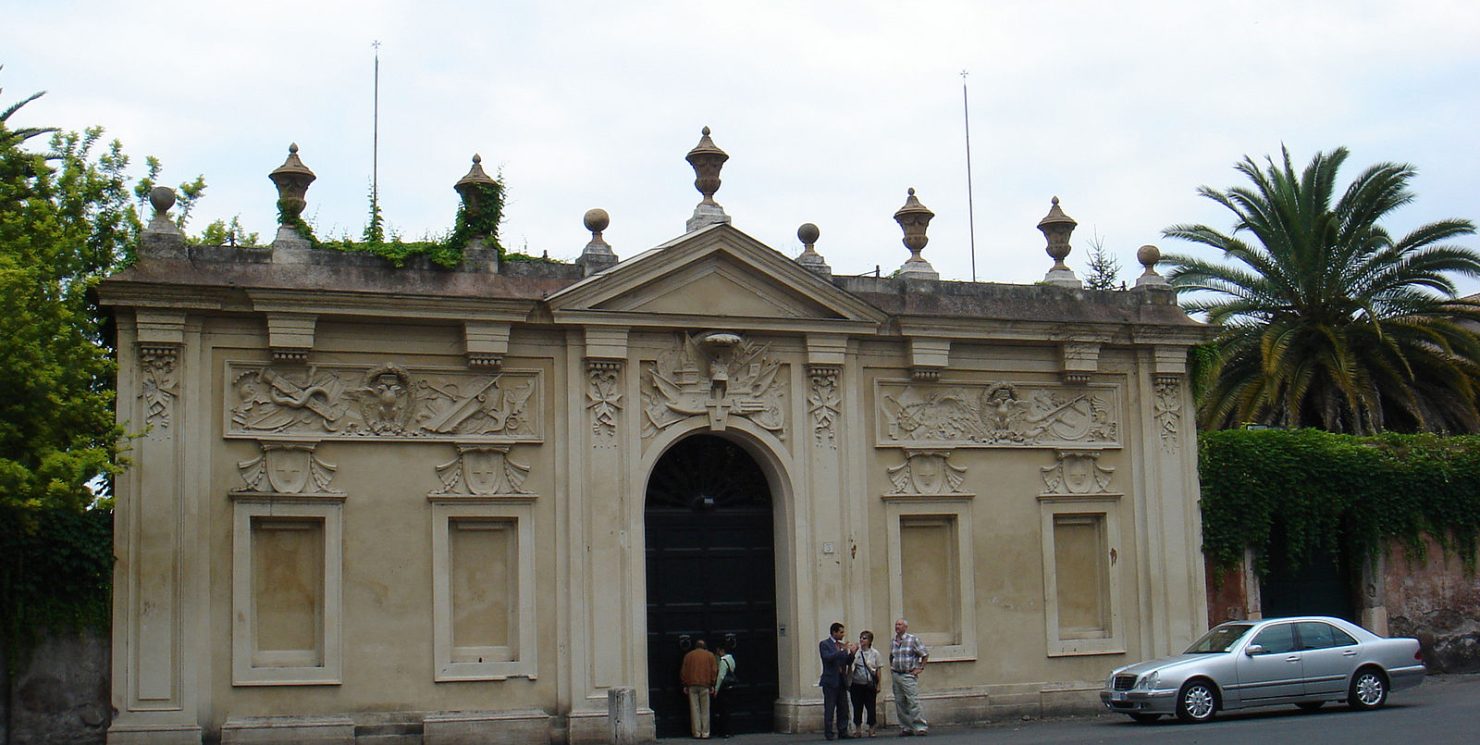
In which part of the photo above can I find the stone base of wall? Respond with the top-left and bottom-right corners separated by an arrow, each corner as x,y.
566,707 -> 654,745
221,715 -> 355,744
423,709 -> 549,745
772,682 -> 1104,734
106,721 -> 202,745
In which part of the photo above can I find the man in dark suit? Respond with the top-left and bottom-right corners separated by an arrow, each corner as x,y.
818,622 -> 857,740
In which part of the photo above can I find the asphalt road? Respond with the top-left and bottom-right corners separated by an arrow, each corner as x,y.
709,673 -> 1480,745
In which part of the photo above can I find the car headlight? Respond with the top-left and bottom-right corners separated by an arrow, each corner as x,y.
1134,671 -> 1160,690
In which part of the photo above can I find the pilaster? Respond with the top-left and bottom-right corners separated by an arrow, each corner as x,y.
108,310 -> 202,744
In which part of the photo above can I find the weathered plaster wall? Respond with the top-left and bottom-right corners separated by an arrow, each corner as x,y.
4,631 -> 109,745
1384,536 -> 1480,673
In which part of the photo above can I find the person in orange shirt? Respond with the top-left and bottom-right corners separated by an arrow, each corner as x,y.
680,639 -> 719,739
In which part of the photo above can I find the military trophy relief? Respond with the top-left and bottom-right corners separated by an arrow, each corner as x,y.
883,449 -> 973,500
139,345 -> 180,436
233,440 -> 345,500
807,366 -> 841,449
586,361 -> 623,447
225,362 -> 542,443
1039,449 -> 1118,497
640,332 -> 787,442
876,380 -> 1120,449
1153,376 -> 1182,454
429,444 -> 534,502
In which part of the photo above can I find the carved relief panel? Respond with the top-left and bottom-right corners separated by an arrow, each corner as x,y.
876,380 -> 1120,448
431,445 -> 532,498
234,441 -> 344,497
226,362 -> 542,443
1040,449 -> 1116,495
885,449 -> 972,497
640,332 -> 787,438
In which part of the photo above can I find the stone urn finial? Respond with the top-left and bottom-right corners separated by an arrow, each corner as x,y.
1038,196 -> 1081,288
795,222 -> 831,276
578,208 -> 619,276
1134,243 -> 1170,289
269,143 -> 316,226
454,153 -> 499,246
893,188 -> 939,279
145,185 -> 182,235
684,126 -> 732,232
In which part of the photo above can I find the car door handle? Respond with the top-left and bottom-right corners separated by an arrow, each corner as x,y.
1285,655 -> 1300,662
1342,651 -> 1357,657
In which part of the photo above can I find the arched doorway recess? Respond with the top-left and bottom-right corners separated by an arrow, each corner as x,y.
644,434 -> 779,737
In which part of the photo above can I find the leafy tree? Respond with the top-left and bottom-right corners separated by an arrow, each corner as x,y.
1083,230 -> 1122,291
198,215 -> 260,247
1162,146 -> 1480,433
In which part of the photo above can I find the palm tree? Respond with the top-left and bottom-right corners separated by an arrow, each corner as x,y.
1162,146 -> 1480,434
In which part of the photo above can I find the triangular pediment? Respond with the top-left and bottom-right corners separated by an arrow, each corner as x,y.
547,223 -> 886,331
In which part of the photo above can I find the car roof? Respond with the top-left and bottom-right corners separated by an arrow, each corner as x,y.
1211,616 -> 1376,638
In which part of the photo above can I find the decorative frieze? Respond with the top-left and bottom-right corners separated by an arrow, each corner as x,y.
1154,376 -> 1182,453
587,361 -> 623,444
1040,449 -> 1115,495
641,332 -> 786,438
431,444 -> 532,498
139,345 -> 180,432
235,441 -> 343,497
877,380 -> 1120,448
226,362 -> 541,442
885,449 -> 971,497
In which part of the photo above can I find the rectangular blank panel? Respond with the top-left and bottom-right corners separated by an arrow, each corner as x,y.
450,518 -> 517,656
1053,514 -> 1110,638
251,517 -> 324,665
900,516 -> 959,642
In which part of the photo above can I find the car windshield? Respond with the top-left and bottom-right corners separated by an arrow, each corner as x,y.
1184,624 -> 1254,653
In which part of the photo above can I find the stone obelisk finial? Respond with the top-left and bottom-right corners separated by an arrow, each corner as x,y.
685,126 -> 732,232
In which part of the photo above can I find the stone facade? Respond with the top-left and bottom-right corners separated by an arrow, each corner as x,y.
99,136 -> 1214,743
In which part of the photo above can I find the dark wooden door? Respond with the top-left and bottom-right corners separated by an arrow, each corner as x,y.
645,435 -> 778,738
1260,525 -> 1355,621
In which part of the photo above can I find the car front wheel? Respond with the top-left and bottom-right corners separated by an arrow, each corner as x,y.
1175,680 -> 1218,723
1348,668 -> 1388,711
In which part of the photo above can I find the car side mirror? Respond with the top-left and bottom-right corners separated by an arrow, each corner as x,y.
1244,644 -> 1265,657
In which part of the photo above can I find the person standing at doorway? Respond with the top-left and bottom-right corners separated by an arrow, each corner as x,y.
848,630 -> 882,737
681,639 -> 718,739
712,640 -> 737,738
889,618 -> 929,737
819,622 -> 857,740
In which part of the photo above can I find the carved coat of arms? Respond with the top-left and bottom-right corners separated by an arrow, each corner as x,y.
641,333 -> 786,437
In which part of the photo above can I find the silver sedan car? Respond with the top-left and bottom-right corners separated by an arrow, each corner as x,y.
1100,616 -> 1424,723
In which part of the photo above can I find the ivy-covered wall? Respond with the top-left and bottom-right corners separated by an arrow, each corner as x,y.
1199,429 -> 1480,572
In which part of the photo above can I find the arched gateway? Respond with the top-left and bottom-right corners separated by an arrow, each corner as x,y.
644,434 -> 779,737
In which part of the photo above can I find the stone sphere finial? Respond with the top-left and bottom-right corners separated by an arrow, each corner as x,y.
143,185 -> 182,236
577,207 -> 618,276
584,208 -> 610,235
1135,243 -> 1170,288
149,185 -> 177,215
794,221 -> 830,276
1137,244 -> 1160,269
798,222 -> 820,247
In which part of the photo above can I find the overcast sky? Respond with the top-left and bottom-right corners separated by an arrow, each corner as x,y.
7,1 -> 1480,293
